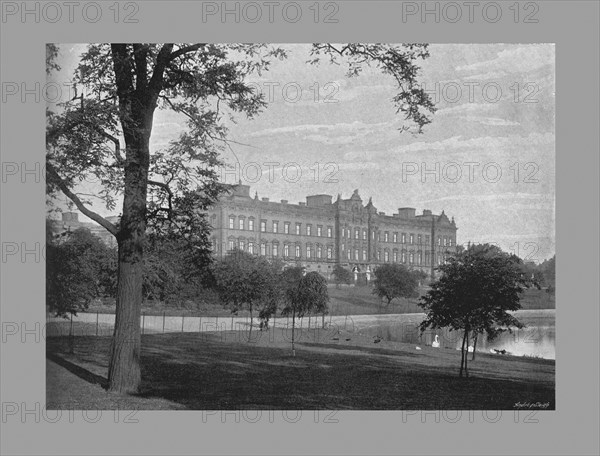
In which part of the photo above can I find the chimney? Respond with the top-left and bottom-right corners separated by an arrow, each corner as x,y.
306,194 -> 333,207
397,207 -> 416,218
261,197 -> 269,202
299,202 -> 306,206
422,209 -> 432,216
281,199 -> 288,204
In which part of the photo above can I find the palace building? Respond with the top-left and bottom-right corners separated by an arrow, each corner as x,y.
207,183 -> 458,279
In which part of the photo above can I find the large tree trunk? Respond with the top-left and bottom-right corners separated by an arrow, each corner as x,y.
459,329 -> 468,378
464,331 -> 469,378
107,131 -> 150,393
291,308 -> 296,356
249,306 -> 253,339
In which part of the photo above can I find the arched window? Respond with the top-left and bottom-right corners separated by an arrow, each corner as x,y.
295,245 -> 301,258
229,216 -> 235,230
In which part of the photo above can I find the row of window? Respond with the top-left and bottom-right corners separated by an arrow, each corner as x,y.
341,227 -> 454,247
341,247 -> 446,265
228,216 -> 334,238
224,216 -> 454,247
223,239 -> 334,259
217,238 -> 450,265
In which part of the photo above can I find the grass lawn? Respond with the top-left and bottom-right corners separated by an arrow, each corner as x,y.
47,328 -> 554,410
82,286 -> 554,318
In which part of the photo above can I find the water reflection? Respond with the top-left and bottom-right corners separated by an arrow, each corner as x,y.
351,310 -> 555,360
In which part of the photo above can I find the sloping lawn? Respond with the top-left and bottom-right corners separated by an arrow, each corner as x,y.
47,329 -> 554,410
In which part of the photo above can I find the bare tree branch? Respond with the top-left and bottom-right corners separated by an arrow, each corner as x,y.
169,44 -> 206,61
46,162 -> 118,238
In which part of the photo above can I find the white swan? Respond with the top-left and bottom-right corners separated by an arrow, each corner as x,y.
432,335 -> 440,348
467,345 -> 474,353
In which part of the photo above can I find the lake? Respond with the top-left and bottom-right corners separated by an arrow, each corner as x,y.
337,310 -> 555,360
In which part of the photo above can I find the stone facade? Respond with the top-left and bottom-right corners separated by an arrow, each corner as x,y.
207,185 -> 458,279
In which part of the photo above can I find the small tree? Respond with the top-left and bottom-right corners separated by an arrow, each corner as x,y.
419,244 -> 532,377
372,264 -> 420,309
281,269 -> 329,355
212,250 -> 279,337
332,264 -> 353,289
47,227 -> 117,318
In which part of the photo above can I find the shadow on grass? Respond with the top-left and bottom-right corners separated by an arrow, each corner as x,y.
46,351 -> 108,389
46,334 -> 555,410
296,341 -> 422,359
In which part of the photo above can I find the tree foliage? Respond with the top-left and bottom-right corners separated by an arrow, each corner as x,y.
46,228 -> 117,317
371,263 -> 420,305
332,264 -> 353,288
212,250 -> 281,334
418,244 -> 534,377
280,269 -> 329,355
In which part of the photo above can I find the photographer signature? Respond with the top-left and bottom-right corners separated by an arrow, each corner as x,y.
514,401 -> 550,409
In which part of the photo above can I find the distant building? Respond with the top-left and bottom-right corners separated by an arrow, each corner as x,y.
48,212 -> 118,248
207,184 -> 458,279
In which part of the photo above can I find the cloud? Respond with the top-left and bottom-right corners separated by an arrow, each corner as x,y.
418,192 -> 554,204
460,116 -> 520,127
392,132 -> 554,154
457,45 -> 555,75
247,120 -> 392,139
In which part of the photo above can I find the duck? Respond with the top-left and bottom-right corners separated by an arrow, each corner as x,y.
373,335 -> 382,344
432,335 -> 440,348
415,346 -> 422,350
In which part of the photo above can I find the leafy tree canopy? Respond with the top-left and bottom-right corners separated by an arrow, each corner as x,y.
46,227 -> 117,317
372,263 -> 420,305
332,264 -> 353,287
418,244 -> 535,376
211,249 -> 281,325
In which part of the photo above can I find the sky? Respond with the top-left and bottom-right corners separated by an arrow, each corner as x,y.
49,43 -> 555,261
